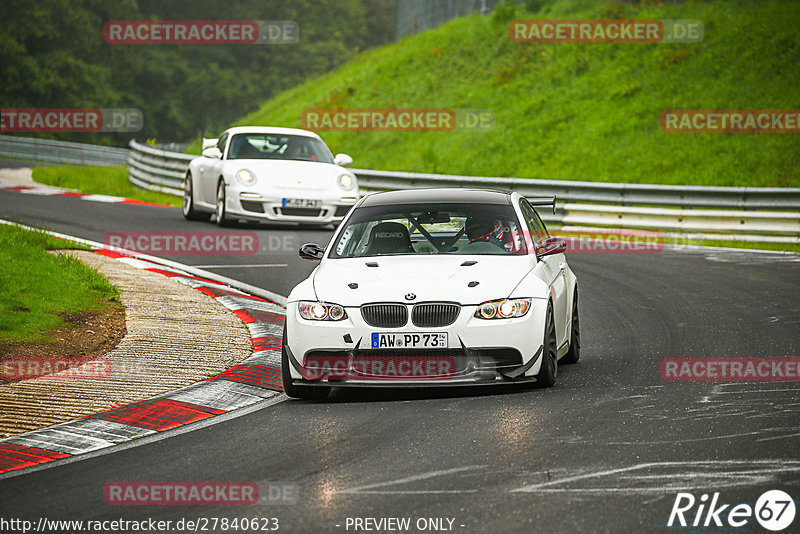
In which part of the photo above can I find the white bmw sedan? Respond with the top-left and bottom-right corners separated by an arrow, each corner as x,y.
183,127 -> 359,226
282,188 -> 580,400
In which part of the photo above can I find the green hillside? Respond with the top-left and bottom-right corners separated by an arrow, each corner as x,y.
211,0 -> 800,187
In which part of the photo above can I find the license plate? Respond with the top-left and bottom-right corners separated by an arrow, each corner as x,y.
282,198 -> 321,208
370,332 -> 448,349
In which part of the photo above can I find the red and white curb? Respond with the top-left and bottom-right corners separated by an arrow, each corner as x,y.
0,248 -> 286,476
0,182 -> 172,208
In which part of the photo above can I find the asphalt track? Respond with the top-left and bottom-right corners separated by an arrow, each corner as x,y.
1,187 -> 799,533
0,160 -> 36,168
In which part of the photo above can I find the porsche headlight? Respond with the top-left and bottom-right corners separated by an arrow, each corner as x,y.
236,169 -> 257,185
337,173 -> 356,190
474,298 -> 531,320
298,301 -> 348,321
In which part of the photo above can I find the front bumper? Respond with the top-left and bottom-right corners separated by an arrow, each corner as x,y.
226,188 -> 358,224
284,300 -> 548,386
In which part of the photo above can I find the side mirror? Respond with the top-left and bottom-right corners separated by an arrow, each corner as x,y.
202,138 -> 219,150
299,243 -> 325,261
334,153 -> 353,167
202,147 -> 222,159
536,237 -> 567,258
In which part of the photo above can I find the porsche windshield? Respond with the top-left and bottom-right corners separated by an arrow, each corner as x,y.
227,134 -> 334,163
330,203 -> 527,258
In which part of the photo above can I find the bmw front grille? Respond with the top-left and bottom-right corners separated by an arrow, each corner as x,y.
360,302 -> 460,328
361,303 -> 408,328
411,302 -> 460,328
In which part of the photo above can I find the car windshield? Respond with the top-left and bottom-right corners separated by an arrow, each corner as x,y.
330,202 -> 528,258
227,133 -> 334,163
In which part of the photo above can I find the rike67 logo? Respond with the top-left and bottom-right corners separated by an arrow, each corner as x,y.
668,490 -> 796,531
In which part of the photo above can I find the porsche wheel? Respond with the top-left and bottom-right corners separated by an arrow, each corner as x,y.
561,288 -> 581,364
215,180 -> 231,227
534,302 -> 557,388
182,173 -> 209,221
281,324 -> 330,400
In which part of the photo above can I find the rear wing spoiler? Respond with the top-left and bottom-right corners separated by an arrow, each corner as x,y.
527,195 -> 557,214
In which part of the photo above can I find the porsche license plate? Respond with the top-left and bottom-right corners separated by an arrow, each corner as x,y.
370,332 -> 448,349
282,198 -> 321,208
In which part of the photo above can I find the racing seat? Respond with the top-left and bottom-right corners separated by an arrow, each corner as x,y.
364,222 -> 415,255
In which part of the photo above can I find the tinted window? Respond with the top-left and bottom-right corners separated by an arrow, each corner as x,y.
216,132 -> 228,154
520,200 -> 549,245
331,203 -> 527,258
227,134 -> 333,163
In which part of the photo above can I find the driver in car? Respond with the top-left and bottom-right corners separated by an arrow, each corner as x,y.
284,139 -> 318,161
464,217 -> 506,249
284,140 -> 302,159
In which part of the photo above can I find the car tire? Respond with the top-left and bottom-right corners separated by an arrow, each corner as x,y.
561,288 -> 581,364
534,302 -> 557,388
281,324 -> 331,400
215,180 -> 231,227
182,173 -> 209,221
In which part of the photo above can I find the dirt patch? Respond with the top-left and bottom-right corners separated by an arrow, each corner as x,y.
0,304 -> 126,384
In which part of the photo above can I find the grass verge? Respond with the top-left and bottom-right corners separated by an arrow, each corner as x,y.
207,0 -> 800,187
32,165 -> 181,207
0,224 -> 120,343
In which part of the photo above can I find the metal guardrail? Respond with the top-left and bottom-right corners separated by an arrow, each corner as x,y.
353,168 -> 800,211
127,140 -> 192,196
126,139 -> 800,242
560,204 -> 799,237
3,136 -> 794,242
0,134 -> 128,166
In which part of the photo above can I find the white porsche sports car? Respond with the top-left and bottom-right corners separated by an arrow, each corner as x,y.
282,188 -> 580,400
182,126 -> 359,226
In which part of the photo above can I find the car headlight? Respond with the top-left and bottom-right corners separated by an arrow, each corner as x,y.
298,301 -> 348,321
236,169 -> 257,185
337,173 -> 356,191
474,298 -> 531,320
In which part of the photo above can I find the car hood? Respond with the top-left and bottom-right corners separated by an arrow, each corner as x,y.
228,159 -> 348,190
312,255 -> 532,307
